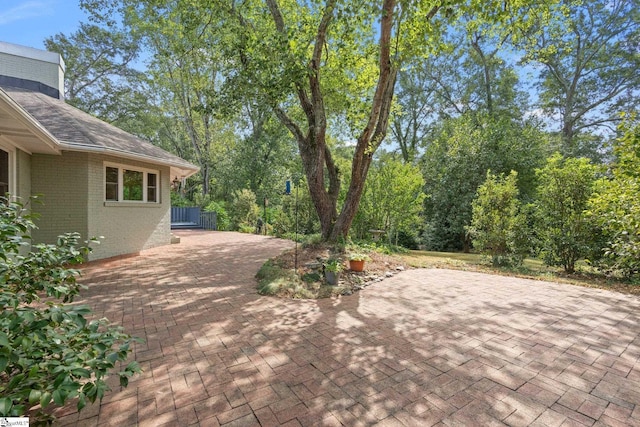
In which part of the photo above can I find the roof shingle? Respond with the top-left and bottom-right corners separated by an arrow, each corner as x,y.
1,85 -> 198,175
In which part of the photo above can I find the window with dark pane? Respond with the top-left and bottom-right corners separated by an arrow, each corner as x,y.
123,169 -> 143,201
147,173 -> 157,202
105,166 -> 119,201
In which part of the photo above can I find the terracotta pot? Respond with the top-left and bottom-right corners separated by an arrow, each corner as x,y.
349,259 -> 365,272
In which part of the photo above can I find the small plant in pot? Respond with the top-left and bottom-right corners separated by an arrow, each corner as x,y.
348,252 -> 371,272
324,258 -> 343,285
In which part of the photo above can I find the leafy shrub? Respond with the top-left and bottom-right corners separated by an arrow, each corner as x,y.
170,191 -> 192,207
230,189 -> 260,231
204,200 -> 230,231
0,198 -> 141,423
467,170 -> 529,267
587,116 -> 640,278
395,230 -> 420,250
534,154 -> 599,273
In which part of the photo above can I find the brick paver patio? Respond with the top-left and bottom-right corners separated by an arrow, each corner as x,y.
53,230 -> 640,426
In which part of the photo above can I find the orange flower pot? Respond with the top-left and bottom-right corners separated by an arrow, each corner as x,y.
349,259 -> 365,272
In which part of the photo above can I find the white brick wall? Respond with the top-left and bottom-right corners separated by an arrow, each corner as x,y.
87,154 -> 171,260
31,151 -> 89,244
30,151 -> 172,261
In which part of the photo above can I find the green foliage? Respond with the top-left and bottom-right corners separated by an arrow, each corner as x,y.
230,189 -> 260,231
271,180 -> 320,238
467,170 -> 529,267
352,155 -> 425,244
0,198 -> 141,423
88,0 -> 562,241
204,200 -> 230,231
44,22 -> 156,137
170,191 -> 192,207
422,114 -> 549,251
587,116 -> 640,278
523,0 -> 640,154
324,259 -> 344,273
535,154 -> 599,273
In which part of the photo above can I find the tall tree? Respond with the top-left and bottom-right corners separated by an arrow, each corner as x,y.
390,28 -> 528,163
133,4 -> 238,196
44,23 -> 151,133
84,0 -> 559,241
216,103 -> 298,202
525,0 -> 640,154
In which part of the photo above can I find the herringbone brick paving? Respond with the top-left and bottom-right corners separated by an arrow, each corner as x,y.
53,231 -> 640,426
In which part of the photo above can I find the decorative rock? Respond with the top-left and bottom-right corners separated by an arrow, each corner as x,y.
395,266 -> 405,271
385,271 -> 394,278
305,261 -> 322,269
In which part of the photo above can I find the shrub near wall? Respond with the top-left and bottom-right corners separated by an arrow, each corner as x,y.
0,198 -> 140,423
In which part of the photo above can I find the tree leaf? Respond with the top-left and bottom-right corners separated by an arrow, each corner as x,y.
40,392 -> 52,409
0,397 -> 13,416
29,389 -> 42,404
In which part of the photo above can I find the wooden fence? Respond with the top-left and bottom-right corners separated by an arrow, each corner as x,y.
171,207 -> 217,230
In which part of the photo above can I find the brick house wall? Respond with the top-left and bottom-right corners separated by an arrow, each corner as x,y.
31,151 -> 172,261
87,154 -> 171,260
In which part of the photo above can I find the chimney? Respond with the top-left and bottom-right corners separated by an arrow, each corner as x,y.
0,41 -> 65,100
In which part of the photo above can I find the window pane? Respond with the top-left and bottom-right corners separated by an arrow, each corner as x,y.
105,166 -> 118,201
123,169 -> 143,201
147,173 -> 157,202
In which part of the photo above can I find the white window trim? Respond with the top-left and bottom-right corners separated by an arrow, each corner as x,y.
0,141 -> 17,198
104,162 -> 160,204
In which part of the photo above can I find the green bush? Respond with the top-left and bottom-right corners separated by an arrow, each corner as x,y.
534,154 -> 599,273
466,170 -> 529,267
204,200 -> 230,231
587,116 -> 640,278
230,189 -> 260,231
0,198 -> 141,423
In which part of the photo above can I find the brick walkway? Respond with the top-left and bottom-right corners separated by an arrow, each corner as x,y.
53,231 -> 640,426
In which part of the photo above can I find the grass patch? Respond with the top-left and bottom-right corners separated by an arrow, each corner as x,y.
400,251 -> 640,295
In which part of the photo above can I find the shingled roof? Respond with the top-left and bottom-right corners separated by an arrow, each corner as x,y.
1,85 -> 198,178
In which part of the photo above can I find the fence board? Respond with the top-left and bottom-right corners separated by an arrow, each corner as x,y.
171,207 -> 217,230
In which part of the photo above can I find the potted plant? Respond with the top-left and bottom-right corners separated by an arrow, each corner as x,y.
348,253 -> 370,272
324,258 -> 343,285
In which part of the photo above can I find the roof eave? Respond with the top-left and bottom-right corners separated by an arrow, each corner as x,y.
0,88 -> 61,154
58,141 -> 200,178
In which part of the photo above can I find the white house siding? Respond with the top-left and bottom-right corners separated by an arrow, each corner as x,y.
30,151 -> 89,246
86,154 -> 172,261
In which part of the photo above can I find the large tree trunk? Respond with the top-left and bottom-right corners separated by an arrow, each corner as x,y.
268,0 -> 430,241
